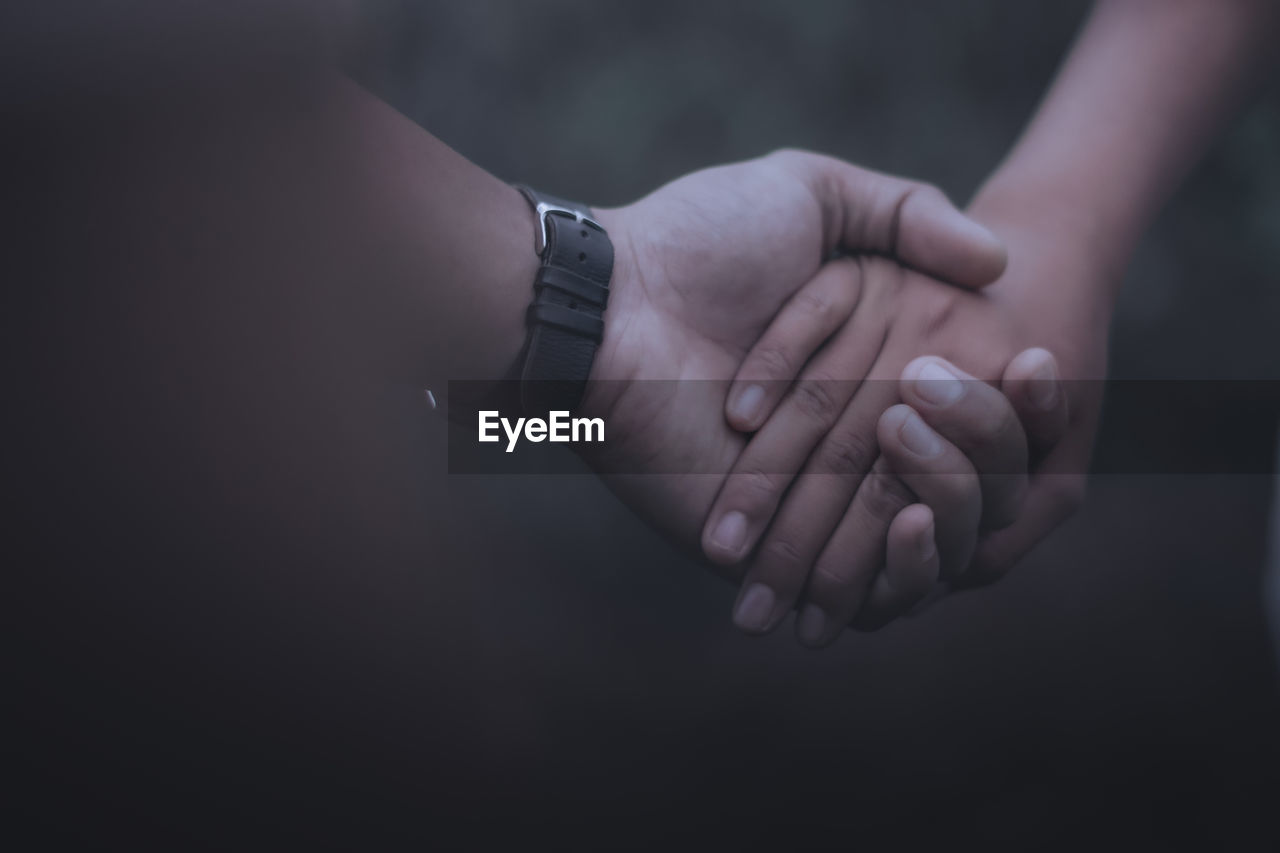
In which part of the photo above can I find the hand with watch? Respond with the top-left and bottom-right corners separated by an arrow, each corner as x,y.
504,150 -> 1070,644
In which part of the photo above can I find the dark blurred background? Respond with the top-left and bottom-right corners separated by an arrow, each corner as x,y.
8,1 -> 1280,848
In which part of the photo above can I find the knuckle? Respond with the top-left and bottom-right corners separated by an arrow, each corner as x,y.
794,288 -> 837,321
732,468 -> 784,509
810,559 -> 855,595
759,535 -> 807,572
790,379 -> 841,424
750,345 -> 795,380
816,430 -> 875,476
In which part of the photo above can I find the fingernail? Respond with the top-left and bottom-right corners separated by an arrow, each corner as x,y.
733,583 -> 776,633
710,511 -> 748,556
918,522 -> 937,562
898,409 -> 942,458
1027,355 -> 1059,410
797,604 -> 829,646
913,360 -> 965,406
730,384 -> 765,425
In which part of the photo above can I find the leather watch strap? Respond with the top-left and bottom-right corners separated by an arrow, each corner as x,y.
515,185 -> 613,416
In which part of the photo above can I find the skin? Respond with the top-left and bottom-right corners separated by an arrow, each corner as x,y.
570,153 -> 1062,586
21,6 -> 1168,646
14,54 -> 1052,648
252,80 -> 1054,646
577,150 -> 1011,548
712,250 -> 1092,646
965,0 -> 1278,575
707,0 -> 1280,644
557,156 -> 1077,650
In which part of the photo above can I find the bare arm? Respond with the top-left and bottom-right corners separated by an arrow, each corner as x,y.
974,0 -> 1280,286
324,79 -> 540,387
937,0 -> 1280,577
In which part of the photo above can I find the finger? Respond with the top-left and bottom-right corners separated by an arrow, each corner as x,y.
852,503 -> 940,631
795,456 -> 916,648
1000,347 -> 1070,458
876,404 -> 982,580
726,258 -> 863,432
721,376 -> 898,634
703,271 -> 890,569
900,356 -> 1028,532
960,383 -> 1096,590
968,473 -> 1086,587
771,149 -> 1007,288
728,470 -> 859,634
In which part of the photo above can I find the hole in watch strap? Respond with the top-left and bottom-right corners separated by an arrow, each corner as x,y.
526,303 -> 605,342
534,266 -> 609,308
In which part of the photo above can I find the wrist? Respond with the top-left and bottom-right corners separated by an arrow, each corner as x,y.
576,204 -> 639,423
970,165 -> 1142,285
964,182 -> 1121,371
968,174 -> 1127,313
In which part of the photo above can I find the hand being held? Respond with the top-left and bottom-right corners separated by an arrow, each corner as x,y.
705,213 -> 1109,643
580,150 -> 1008,553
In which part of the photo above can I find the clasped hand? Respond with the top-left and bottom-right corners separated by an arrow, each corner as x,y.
579,150 -> 1094,646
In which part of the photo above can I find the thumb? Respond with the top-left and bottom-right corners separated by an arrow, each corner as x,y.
893,183 -> 1008,288
779,150 -> 1007,289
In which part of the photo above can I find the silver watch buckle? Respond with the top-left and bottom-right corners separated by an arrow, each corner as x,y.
534,201 -> 604,256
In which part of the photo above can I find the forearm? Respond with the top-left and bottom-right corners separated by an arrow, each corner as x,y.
316,78 -> 536,386
112,71 -> 543,390
973,0 -> 1279,291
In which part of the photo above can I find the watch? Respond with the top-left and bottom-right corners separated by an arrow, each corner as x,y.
513,184 -> 614,416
